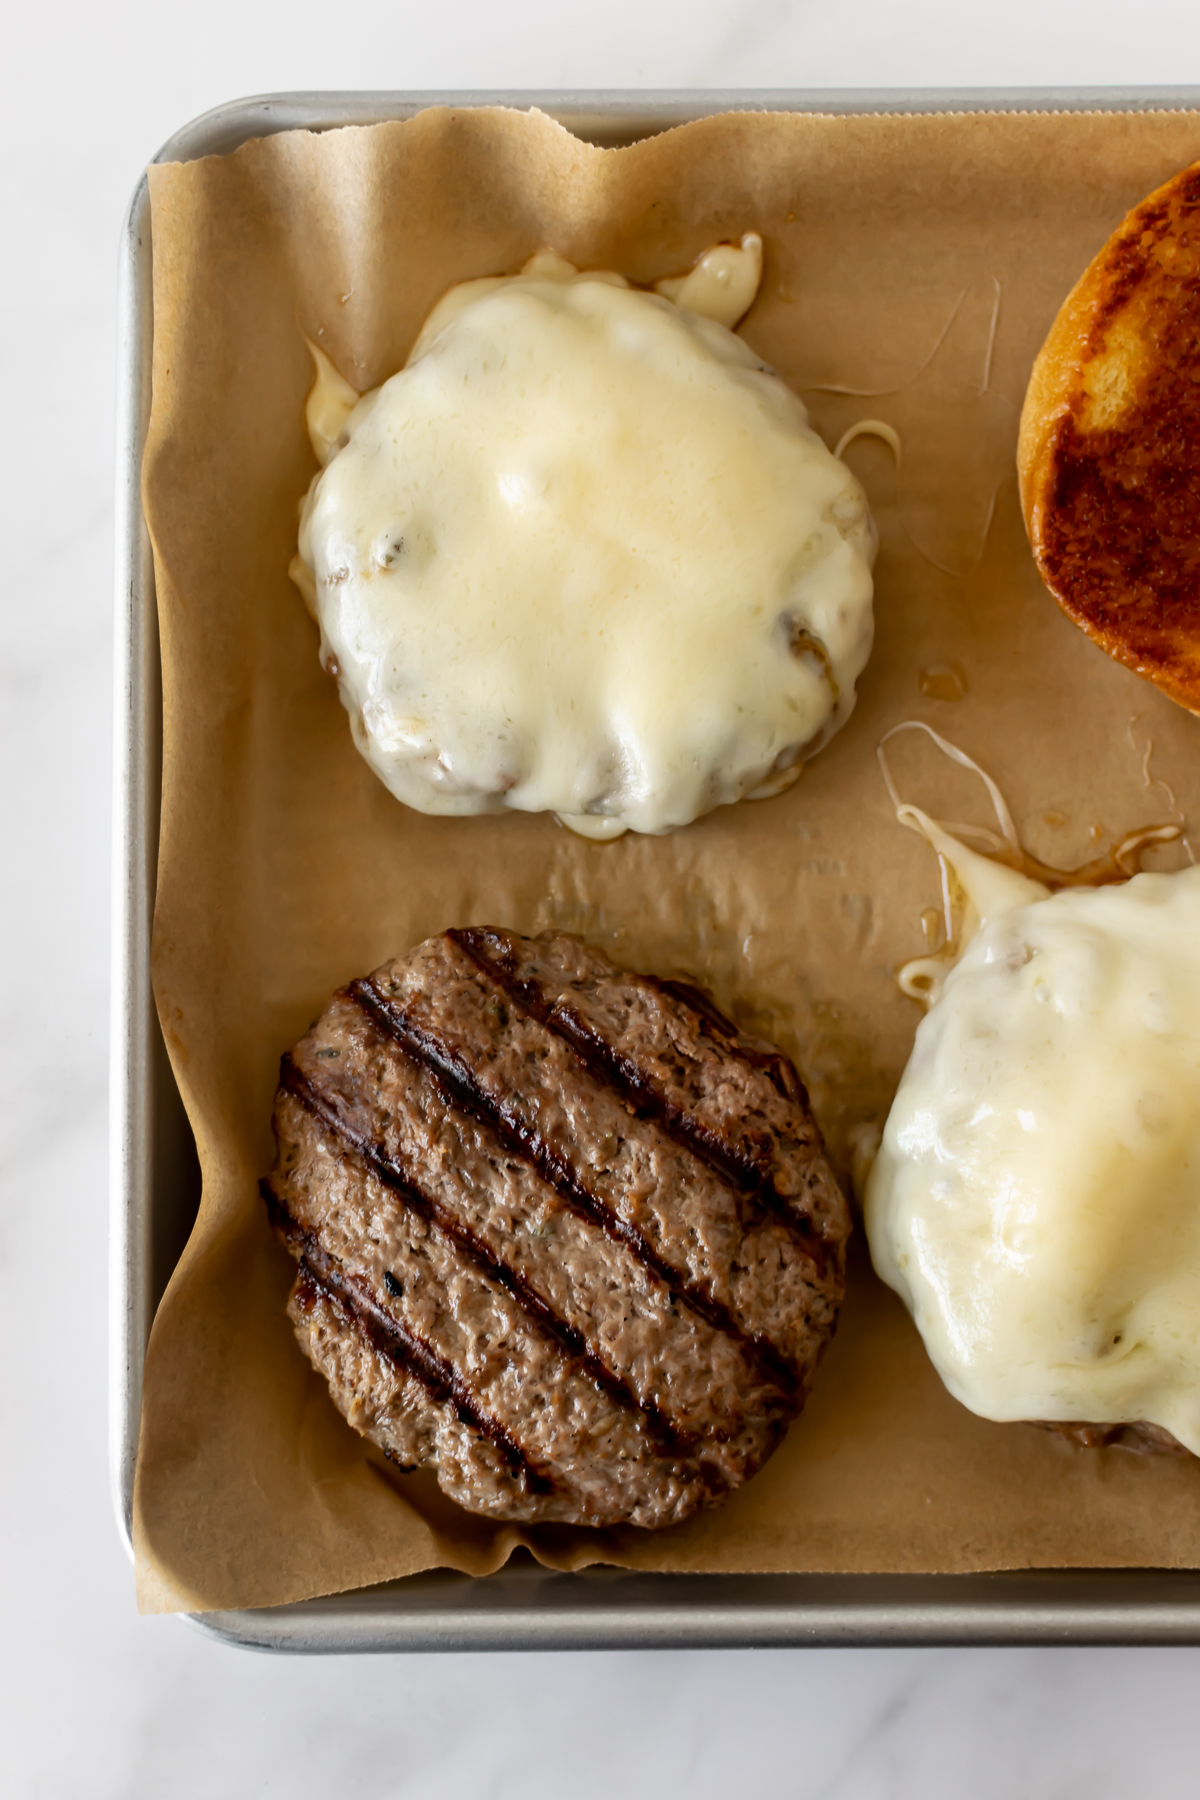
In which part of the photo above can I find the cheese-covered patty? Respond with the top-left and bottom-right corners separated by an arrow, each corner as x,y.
292,249 -> 876,839
865,860 -> 1200,1455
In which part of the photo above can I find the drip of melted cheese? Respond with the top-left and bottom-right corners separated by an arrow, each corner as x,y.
654,232 -> 763,329
891,805 -> 1049,1007
293,247 -> 876,839
865,839 -> 1200,1455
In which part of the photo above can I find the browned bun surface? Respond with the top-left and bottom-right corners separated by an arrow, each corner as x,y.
1018,161 -> 1200,710
262,928 -> 851,1530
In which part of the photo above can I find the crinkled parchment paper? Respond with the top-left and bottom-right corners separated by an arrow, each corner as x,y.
137,105 -> 1200,1613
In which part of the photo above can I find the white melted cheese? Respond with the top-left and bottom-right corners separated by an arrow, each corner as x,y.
865,858 -> 1200,1454
293,248 -> 876,838
654,232 -> 764,329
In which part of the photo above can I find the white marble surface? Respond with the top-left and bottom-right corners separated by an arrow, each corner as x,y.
6,3 -> 1200,1793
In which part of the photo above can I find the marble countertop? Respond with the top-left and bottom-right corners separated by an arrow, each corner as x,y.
6,3 -> 1200,1793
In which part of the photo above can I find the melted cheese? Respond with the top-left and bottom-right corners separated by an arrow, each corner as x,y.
865,859 -> 1200,1454
654,232 -> 763,328
892,805 -> 1049,1006
294,248 -> 876,838
305,340 -> 360,467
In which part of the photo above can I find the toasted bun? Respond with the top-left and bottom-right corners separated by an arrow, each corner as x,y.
1018,162 -> 1200,711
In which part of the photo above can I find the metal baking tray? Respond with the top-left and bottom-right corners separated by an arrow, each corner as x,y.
113,87 -> 1200,1651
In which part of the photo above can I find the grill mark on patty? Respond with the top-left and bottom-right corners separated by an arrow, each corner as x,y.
348,973 -> 798,1396
289,1267 -> 429,1476
449,928 -> 824,1262
650,976 -> 807,1108
276,1054 -> 689,1453
261,1178 -> 551,1492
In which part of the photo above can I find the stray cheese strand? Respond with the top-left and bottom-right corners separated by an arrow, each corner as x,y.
876,720 -> 1045,1006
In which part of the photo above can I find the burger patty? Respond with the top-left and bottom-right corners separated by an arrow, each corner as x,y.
262,927 -> 851,1529
1038,1419 -> 1191,1458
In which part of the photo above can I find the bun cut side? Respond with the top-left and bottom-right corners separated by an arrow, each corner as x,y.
1018,161 -> 1200,711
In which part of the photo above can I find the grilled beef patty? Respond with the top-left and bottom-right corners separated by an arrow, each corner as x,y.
1038,1420 -> 1190,1458
263,928 -> 851,1529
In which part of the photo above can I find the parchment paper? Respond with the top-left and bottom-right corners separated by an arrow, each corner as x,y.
137,105 -> 1200,1614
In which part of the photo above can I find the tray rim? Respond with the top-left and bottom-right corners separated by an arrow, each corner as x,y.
113,84 -> 1200,1653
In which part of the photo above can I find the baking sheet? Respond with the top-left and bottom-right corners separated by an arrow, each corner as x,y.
136,104 -> 1200,1614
